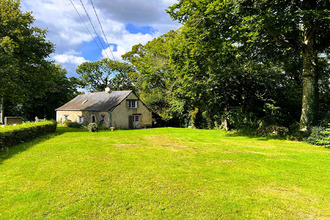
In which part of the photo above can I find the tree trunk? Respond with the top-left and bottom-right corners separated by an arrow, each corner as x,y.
300,21 -> 318,132
0,97 -> 3,124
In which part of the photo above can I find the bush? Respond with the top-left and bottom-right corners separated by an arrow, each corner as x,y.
98,126 -> 108,130
63,119 -> 72,127
67,122 -> 83,128
88,123 -> 98,132
255,125 -> 288,137
0,121 -> 57,149
305,123 -> 330,148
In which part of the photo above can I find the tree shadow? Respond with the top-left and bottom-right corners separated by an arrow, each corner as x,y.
224,132 -> 288,141
0,126 -> 87,165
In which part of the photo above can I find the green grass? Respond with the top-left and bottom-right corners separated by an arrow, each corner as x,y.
0,127 -> 329,219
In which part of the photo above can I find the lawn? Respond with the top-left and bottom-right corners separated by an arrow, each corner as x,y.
0,127 -> 329,219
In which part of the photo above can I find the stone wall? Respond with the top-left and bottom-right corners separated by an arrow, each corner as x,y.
111,93 -> 152,129
5,117 -> 22,125
56,110 -> 110,127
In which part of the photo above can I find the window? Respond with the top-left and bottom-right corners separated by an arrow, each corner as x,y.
91,115 -> 96,123
128,100 -> 137,109
78,117 -> 84,123
100,115 -> 105,125
64,115 -> 69,120
134,115 -> 140,122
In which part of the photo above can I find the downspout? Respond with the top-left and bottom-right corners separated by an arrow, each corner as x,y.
109,111 -> 112,127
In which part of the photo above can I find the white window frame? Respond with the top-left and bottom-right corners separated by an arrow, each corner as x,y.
78,116 -> 84,124
128,100 -> 138,109
134,115 -> 140,122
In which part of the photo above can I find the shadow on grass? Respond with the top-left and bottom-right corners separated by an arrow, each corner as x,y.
0,126 -> 87,165
55,126 -> 88,134
224,131 -> 290,141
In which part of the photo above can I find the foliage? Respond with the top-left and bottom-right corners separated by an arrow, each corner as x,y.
123,0 -> 329,132
122,31 -> 178,117
66,122 -> 83,129
0,1 -> 78,120
87,123 -> 98,132
98,125 -> 108,130
167,0 -> 329,132
0,127 -> 329,218
4,65 -> 80,121
62,119 -> 72,127
0,120 -> 56,148
0,0 -> 54,102
254,125 -> 289,137
76,59 -> 136,92
305,123 -> 330,148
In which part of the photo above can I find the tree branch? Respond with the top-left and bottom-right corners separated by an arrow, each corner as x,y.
264,26 -> 299,51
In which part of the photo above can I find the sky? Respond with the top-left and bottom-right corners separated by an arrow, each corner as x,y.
20,0 -> 180,77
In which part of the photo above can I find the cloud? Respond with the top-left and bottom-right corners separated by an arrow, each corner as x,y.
20,0 -> 180,76
53,54 -> 88,65
93,0 -> 177,25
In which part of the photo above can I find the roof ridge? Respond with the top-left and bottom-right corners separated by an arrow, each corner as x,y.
80,90 -> 133,95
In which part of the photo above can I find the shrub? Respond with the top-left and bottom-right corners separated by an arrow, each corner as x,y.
0,121 -> 57,149
88,123 -> 98,132
63,119 -> 72,127
67,122 -> 83,128
305,123 -> 330,148
98,126 -> 108,130
318,123 -> 330,148
255,125 -> 288,137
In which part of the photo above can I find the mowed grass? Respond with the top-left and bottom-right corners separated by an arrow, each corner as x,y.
0,127 -> 329,219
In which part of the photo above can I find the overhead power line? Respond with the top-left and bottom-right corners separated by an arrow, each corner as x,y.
89,0 -> 116,60
79,0 -> 111,60
69,0 -> 103,53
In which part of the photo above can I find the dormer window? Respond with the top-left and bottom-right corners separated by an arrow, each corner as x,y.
128,100 -> 137,109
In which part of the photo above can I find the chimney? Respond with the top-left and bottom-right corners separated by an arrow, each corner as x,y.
105,84 -> 114,94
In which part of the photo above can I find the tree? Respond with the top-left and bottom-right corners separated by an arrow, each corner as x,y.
5,64 -> 80,120
0,0 -> 54,102
0,0 -> 61,121
168,0 -> 329,131
122,31 -> 178,118
76,59 -> 136,92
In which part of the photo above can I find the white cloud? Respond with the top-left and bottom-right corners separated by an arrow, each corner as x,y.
20,0 -> 180,76
53,54 -> 88,65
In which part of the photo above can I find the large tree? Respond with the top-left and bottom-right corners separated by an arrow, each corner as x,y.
122,31 -> 178,117
0,0 -> 54,101
5,64 -> 80,120
76,59 -> 136,92
168,0 -> 329,131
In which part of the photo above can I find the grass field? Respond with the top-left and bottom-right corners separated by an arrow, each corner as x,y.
0,127 -> 329,219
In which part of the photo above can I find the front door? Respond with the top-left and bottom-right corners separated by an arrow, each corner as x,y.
129,116 -> 134,129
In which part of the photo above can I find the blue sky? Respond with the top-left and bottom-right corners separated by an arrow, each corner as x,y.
20,0 -> 180,77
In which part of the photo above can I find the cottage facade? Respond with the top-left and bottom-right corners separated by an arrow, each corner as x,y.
56,90 -> 152,129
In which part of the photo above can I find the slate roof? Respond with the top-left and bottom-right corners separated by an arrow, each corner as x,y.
56,91 -> 133,111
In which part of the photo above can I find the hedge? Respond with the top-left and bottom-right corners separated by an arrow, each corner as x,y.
0,120 -> 57,149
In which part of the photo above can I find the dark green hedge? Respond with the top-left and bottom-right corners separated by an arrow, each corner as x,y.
0,121 -> 57,149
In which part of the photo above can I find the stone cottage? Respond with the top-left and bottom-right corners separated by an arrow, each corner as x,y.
56,88 -> 152,129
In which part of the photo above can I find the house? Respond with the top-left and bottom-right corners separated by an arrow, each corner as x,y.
56,87 -> 152,129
